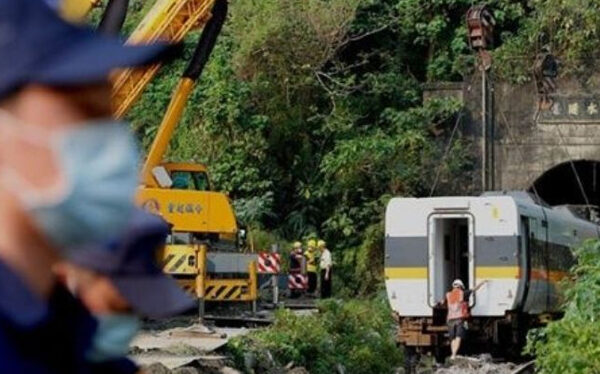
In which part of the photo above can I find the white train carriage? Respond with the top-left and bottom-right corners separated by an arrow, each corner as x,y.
385,191 -> 599,361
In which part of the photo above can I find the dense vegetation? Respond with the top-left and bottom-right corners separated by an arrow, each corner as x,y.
526,240 -> 600,373
112,0 -> 600,295
227,297 -> 402,374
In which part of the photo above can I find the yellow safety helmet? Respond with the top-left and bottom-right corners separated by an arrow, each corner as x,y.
60,0 -> 100,23
317,240 -> 326,249
293,241 -> 302,249
307,239 -> 317,248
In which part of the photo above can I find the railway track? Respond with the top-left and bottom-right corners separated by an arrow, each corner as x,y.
427,355 -> 535,374
511,360 -> 535,374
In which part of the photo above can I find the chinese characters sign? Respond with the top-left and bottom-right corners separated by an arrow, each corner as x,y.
539,95 -> 600,124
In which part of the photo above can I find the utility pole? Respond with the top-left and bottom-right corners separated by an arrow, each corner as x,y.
481,63 -> 494,190
467,5 -> 496,191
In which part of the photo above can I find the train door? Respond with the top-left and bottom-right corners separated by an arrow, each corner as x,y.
515,216 -> 531,310
428,214 -> 475,306
523,215 -> 549,313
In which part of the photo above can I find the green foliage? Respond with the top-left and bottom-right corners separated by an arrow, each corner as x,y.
227,297 -> 402,374
117,0 -> 494,295
526,240 -> 600,373
495,0 -> 600,82
334,223 -> 387,296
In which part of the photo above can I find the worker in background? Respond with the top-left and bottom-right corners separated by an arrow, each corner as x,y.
443,279 -> 487,361
0,0 -> 171,371
55,211 -> 194,374
304,239 -> 319,296
289,241 -> 304,298
318,240 -> 333,298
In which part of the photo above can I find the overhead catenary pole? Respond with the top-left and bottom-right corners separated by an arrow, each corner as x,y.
466,4 -> 496,192
482,66 -> 487,191
481,61 -> 495,191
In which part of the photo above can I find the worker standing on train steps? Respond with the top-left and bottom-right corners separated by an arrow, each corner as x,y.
305,239 -> 318,296
318,240 -> 333,298
444,279 -> 487,361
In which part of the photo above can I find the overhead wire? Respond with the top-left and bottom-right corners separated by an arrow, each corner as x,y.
487,68 -> 545,204
497,108 -> 543,204
429,109 -> 464,197
428,71 -> 477,197
553,124 -> 592,207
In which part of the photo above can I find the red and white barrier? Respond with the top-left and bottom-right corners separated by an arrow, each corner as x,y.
258,252 -> 281,274
288,273 -> 308,290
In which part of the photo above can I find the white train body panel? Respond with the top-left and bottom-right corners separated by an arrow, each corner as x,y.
385,192 -> 599,319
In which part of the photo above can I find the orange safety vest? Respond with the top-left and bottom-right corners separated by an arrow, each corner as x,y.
446,288 -> 470,321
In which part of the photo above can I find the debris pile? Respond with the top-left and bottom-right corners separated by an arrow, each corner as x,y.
434,355 -> 517,374
131,319 -> 249,374
145,360 -> 241,374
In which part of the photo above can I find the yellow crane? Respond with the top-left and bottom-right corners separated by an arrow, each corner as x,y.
115,0 -> 240,246
66,0 -> 256,311
115,0 -> 256,310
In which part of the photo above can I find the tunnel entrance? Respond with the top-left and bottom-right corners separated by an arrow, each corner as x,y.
529,160 -> 600,207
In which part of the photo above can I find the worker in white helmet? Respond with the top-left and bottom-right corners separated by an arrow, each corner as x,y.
443,279 -> 487,360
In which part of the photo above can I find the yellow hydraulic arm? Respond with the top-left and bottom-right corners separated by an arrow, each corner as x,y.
112,0 -> 216,118
140,0 -> 227,187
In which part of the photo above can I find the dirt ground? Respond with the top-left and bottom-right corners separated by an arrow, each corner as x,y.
131,310 -> 316,374
130,317 -> 247,374
396,355 -> 531,374
433,355 -> 517,374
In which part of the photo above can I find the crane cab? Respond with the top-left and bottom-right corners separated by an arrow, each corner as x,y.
162,162 -> 212,192
136,162 -> 238,241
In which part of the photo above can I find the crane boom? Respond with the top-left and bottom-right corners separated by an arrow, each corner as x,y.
141,0 -> 226,187
111,0 -> 216,118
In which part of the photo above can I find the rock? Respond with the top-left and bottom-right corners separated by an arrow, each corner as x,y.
433,354 -> 517,374
145,363 -> 173,374
172,368 -> 198,374
286,368 -> 309,374
243,352 -> 257,370
264,368 -> 287,374
220,367 -> 243,374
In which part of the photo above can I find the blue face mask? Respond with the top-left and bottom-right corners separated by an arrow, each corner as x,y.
87,314 -> 141,363
0,120 -> 139,249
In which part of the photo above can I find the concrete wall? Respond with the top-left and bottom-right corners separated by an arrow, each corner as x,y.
492,79 -> 600,190
426,77 -> 600,193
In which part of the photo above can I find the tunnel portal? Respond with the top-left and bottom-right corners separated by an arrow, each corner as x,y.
529,160 -> 600,207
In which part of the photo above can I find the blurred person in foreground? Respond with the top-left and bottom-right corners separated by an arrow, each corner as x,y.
0,0 -> 171,371
54,210 -> 195,374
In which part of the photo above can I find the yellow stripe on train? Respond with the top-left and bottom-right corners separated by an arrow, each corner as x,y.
384,266 -> 521,279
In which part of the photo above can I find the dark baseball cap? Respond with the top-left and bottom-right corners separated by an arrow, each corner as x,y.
0,0 -> 174,99
69,210 -> 195,319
